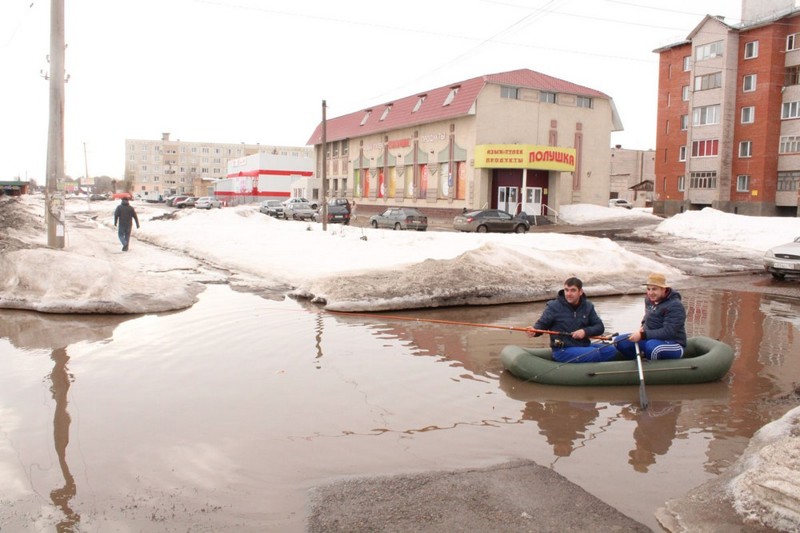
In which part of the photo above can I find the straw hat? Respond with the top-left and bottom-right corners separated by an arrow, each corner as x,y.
644,272 -> 669,288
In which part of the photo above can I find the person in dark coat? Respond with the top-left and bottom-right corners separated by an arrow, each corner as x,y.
113,197 -> 140,252
615,272 -> 687,360
528,277 -> 617,363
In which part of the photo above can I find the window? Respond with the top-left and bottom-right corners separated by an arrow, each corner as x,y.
680,115 -> 689,130
694,72 -> 722,91
737,175 -> 751,192
412,95 -> 426,112
540,91 -> 556,103
782,101 -> 800,119
443,86 -> 459,106
780,135 -> 800,153
678,175 -> 686,191
695,41 -> 723,61
741,106 -> 755,123
744,41 -> 759,59
743,74 -> 757,92
359,109 -> 371,126
577,96 -> 592,108
380,105 -> 392,121
682,85 -> 690,101
788,33 -> 800,51
786,66 -> 800,86
691,139 -> 719,157
683,56 -> 691,71
693,104 -> 720,126
778,171 -> 800,191
739,141 -> 753,158
679,146 -> 687,161
501,86 -> 520,99
690,171 -> 717,189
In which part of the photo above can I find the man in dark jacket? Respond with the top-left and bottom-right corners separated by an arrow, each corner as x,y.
113,197 -> 140,252
616,272 -> 687,360
529,277 -> 617,363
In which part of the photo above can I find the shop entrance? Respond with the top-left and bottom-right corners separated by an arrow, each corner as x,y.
497,186 -> 519,214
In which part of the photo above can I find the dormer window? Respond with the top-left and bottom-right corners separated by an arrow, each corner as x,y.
443,86 -> 460,106
380,105 -> 392,121
360,109 -> 372,126
413,95 -> 426,113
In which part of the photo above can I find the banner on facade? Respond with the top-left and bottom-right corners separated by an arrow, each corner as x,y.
474,144 -> 576,172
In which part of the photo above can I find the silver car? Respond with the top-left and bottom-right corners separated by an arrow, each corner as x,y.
453,209 -> 529,233
764,236 -> 800,279
369,208 -> 427,231
283,198 -> 316,221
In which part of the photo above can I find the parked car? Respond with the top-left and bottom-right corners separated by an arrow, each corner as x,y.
369,208 -> 428,231
282,198 -> 316,220
313,199 -> 351,224
283,197 -> 318,210
259,200 -> 284,217
167,195 -> 189,207
453,209 -> 530,233
89,193 -> 108,201
175,196 -> 198,208
195,196 -> 221,209
764,236 -> 800,279
608,198 -> 633,209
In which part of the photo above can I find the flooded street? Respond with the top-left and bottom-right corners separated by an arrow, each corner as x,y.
1,281 -> 799,531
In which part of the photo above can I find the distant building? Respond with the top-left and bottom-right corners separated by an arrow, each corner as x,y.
610,145 -> 655,207
654,0 -> 800,217
307,68 -> 623,220
124,133 -> 312,200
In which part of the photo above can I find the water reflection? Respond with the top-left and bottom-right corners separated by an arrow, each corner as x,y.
622,401 -> 681,473
49,347 -> 79,532
0,309 -> 133,530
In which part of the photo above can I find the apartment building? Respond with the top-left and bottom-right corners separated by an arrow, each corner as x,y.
654,0 -> 800,217
124,133 -> 311,199
307,68 -> 622,220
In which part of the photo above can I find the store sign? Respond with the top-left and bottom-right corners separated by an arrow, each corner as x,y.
474,144 -> 576,171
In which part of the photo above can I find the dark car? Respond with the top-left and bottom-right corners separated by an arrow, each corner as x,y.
259,200 -> 284,218
764,236 -> 800,279
369,208 -> 427,231
313,199 -> 351,224
453,209 -> 530,233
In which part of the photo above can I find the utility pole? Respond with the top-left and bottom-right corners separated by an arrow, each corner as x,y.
321,100 -> 328,231
45,0 -> 66,248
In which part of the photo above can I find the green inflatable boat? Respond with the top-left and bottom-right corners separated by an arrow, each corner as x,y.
501,336 -> 735,386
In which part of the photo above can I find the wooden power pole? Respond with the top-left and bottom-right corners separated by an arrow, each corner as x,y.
45,0 -> 66,248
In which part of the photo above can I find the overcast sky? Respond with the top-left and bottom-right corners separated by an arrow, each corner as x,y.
1,0 -> 742,181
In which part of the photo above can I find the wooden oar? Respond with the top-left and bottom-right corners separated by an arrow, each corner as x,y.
326,310 -> 613,340
635,341 -> 649,409
587,365 -> 698,377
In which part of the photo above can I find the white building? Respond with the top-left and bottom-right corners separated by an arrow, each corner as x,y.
219,152 -> 317,206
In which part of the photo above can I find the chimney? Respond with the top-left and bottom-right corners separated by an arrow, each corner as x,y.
162,132 -> 170,141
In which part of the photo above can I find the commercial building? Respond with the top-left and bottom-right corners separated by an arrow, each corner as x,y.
307,68 -> 622,220
124,133 -> 312,200
218,152 -> 316,206
654,0 -> 800,217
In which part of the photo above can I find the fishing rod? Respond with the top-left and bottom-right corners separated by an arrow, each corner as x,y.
326,310 -> 614,340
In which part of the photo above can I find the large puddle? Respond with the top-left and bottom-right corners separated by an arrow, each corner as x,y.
1,285 -> 798,531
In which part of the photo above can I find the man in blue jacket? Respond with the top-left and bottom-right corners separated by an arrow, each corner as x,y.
529,277 -> 617,363
616,272 -> 687,360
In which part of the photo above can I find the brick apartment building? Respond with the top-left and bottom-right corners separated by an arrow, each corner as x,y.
654,0 -> 800,217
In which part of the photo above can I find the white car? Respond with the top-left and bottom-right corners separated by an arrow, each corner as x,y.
764,236 -> 800,279
195,196 -> 221,209
608,198 -> 633,209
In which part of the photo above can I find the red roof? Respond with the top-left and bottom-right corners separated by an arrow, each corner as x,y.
306,68 -> 609,145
